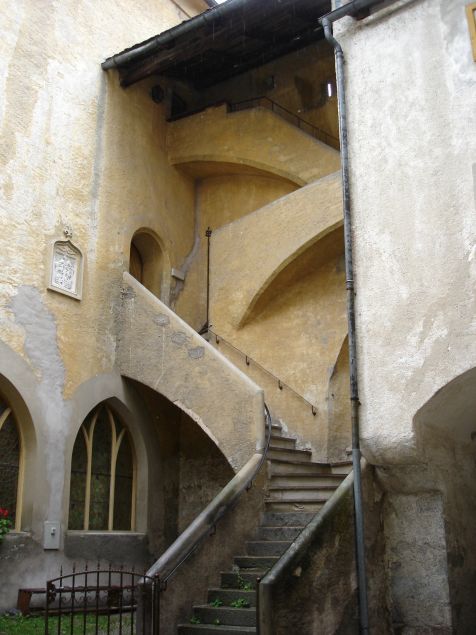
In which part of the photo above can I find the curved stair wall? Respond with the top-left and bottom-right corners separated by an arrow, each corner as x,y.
208,172 -> 346,457
167,104 -> 341,186
116,272 -> 264,471
210,171 -> 342,331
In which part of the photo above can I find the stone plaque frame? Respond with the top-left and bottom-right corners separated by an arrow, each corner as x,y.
47,238 -> 84,300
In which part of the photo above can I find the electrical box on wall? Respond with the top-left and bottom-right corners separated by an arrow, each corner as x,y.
43,521 -> 61,550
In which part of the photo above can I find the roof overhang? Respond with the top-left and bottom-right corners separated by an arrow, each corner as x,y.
102,0 -> 332,90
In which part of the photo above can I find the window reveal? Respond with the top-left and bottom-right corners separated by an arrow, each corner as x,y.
0,398 -> 22,530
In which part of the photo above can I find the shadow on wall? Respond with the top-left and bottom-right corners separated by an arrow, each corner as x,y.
327,335 -> 351,463
414,366 -> 476,633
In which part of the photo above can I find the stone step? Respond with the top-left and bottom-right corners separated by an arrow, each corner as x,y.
267,447 -> 312,463
178,624 -> 256,634
193,606 -> 256,627
269,459 -> 349,476
208,588 -> 256,607
270,473 -> 344,488
246,541 -> 291,556
234,555 -> 279,569
269,435 -> 296,450
256,525 -> 303,541
221,571 -> 264,590
261,511 -> 315,527
266,485 -> 336,502
329,461 -> 353,475
265,500 -> 325,513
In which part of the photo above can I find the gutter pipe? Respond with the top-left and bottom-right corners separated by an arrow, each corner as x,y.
102,0 -> 248,70
319,0 -> 399,632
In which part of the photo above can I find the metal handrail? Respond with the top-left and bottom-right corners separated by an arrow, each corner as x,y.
229,96 -> 340,150
257,468 -> 355,635
145,405 -> 272,612
167,96 -> 340,150
209,329 -> 318,416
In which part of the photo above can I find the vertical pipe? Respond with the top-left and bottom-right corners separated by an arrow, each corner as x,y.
320,16 -> 369,634
205,227 -> 212,332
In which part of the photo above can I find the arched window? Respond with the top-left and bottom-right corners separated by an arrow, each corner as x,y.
0,396 -> 22,530
129,230 -> 165,299
69,404 -> 135,531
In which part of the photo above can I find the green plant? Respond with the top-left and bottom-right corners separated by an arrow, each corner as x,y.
213,618 -> 221,625
230,598 -> 250,609
0,508 -> 12,542
210,598 -> 223,607
237,574 -> 253,591
189,616 -> 201,624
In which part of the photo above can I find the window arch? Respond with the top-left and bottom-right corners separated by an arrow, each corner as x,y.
0,395 -> 23,530
69,403 -> 136,531
129,230 -> 165,299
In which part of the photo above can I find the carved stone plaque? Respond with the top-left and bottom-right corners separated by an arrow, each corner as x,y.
48,240 -> 83,299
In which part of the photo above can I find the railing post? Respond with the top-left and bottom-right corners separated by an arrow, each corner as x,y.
136,579 -> 155,635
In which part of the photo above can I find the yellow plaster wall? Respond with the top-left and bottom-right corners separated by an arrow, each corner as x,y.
175,173 -> 297,329
0,0 -> 197,398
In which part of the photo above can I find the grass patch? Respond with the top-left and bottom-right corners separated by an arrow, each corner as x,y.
0,614 -> 132,635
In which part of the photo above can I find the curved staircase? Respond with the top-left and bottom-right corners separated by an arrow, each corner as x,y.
178,419 -> 351,634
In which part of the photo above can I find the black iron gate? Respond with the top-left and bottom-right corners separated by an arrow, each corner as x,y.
44,564 -> 158,635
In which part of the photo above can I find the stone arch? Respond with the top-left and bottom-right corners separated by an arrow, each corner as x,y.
414,365 -> 476,444
241,222 -> 344,328
0,344 -> 39,532
129,228 -> 170,302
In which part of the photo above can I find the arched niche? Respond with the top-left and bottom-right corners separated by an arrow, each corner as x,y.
129,229 -> 169,302
0,374 -> 36,531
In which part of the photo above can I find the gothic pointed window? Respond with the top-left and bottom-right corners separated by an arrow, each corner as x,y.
0,396 -> 22,530
68,404 -> 135,531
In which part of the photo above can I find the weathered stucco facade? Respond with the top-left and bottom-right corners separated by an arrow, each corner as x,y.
0,0 -> 475,633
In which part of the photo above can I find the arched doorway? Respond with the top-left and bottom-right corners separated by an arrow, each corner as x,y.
129,230 -> 167,300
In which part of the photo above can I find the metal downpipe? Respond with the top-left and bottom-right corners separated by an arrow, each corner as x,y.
320,16 -> 369,634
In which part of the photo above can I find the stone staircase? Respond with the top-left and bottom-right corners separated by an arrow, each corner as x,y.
177,420 -> 351,634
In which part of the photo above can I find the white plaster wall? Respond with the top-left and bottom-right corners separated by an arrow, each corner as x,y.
338,0 -> 476,464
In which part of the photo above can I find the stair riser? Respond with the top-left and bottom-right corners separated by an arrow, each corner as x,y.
267,490 -> 334,502
194,607 -> 256,627
268,449 -> 311,462
256,526 -> 302,541
261,511 -> 314,526
329,463 -> 353,475
269,462 -> 349,476
234,556 -> 278,569
178,627 -> 255,635
208,589 -> 256,607
269,437 -> 296,449
246,541 -> 291,556
221,572 -> 262,589
265,501 -> 324,513
270,475 -> 344,488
